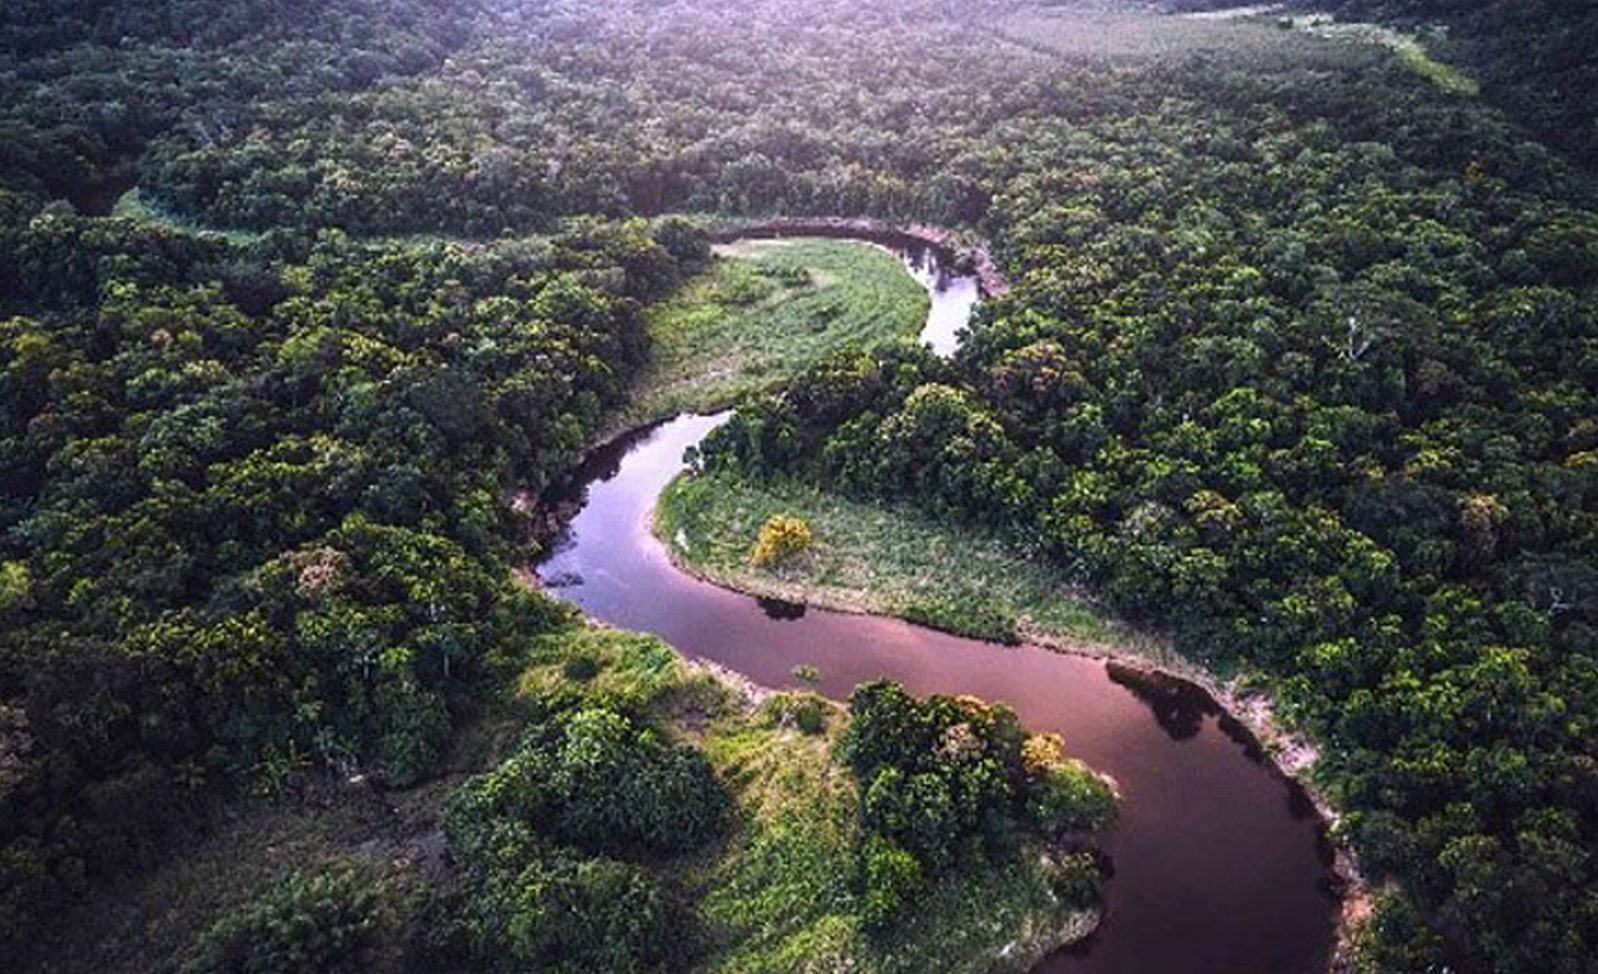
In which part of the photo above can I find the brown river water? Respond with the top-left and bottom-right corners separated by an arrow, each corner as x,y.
535,241 -> 1341,974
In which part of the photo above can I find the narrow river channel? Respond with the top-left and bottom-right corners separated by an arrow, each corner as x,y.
536,238 -> 1341,974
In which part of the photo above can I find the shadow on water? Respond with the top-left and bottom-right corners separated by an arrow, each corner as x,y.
570,421 -> 666,492
1104,661 -> 1218,741
1106,663 -> 1347,905
756,596 -> 808,620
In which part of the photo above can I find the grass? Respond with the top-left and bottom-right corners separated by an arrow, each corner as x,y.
1292,15 -> 1480,96
991,7 -> 1382,73
619,238 -> 929,428
991,4 -> 1476,95
112,187 -> 268,246
655,468 -> 1157,655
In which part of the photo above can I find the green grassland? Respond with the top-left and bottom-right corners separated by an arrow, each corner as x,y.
655,469 -> 1160,657
991,7 -> 1377,71
620,238 -> 930,428
993,6 -> 1475,94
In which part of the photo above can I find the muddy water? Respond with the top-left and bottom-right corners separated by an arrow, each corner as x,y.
534,243 -> 1340,974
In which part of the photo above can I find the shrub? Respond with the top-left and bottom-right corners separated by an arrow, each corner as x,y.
860,835 -> 921,931
182,868 -> 376,974
499,854 -> 687,974
750,514 -> 812,567
1023,734 -> 1117,835
764,691 -> 828,734
1045,851 -> 1105,909
446,707 -> 729,858
432,841 -> 690,974
563,655 -> 601,682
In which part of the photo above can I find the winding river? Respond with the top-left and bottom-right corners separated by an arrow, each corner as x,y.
536,239 -> 1342,974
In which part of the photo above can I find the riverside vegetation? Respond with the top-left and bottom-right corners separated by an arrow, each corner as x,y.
620,238 -> 928,427
658,467 -> 1130,649
3,0 -> 1597,972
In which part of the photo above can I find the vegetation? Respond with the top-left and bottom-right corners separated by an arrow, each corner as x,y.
0,211 -> 710,956
699,60 -> 1598,969
3,0 -> 1596,970
657,468 -> 1129,649
435,627 -> 1115,974
749,513 -> 814,568
181,867 -> 379,974
626,238 -> 929,425
840,681 -> 1116,929
1297,0 -> 1598,167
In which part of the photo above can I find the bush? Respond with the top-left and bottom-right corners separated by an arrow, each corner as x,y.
1023,735 -> 1118,835
498,854 -> 687,974
445,707 -> 729,858
182,868 -> 376,974
1045,851 -> 1104,909
764,691 -> 828,734
563,655 -> 601,681
750,514 -> 812,567
860,835 -> 921,931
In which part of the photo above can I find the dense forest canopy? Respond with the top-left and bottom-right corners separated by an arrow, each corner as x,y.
1299,0 -> 1598,168
2,0 -> 1597,972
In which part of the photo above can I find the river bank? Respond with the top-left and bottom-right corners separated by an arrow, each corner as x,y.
705,215 -> 1010,298
527,229 -> 1354,973
650,461 -> 1371,970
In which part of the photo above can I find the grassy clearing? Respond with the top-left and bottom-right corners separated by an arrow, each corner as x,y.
1292,15 -> 1480,95
992,8 -> 1379,72
620,238 -> 929,428
656,469 -> 1157,655
995,7 -> 1477,96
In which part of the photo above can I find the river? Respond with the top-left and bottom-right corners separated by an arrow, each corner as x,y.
535,238 -> 1341,974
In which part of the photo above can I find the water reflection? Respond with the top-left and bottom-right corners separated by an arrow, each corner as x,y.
1105,661 -> 1217,741
756,595 -> 808,620
895,242 -> 979,357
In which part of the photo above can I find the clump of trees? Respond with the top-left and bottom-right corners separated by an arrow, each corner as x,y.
446,706 -> 729,857
840,681 -> 1115,929
426,704 -> 728,973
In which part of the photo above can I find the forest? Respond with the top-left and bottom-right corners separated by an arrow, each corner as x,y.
2,0 -> 1596,972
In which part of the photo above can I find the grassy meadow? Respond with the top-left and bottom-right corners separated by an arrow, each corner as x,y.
655,469 -> 1157,655
620,237 -> 929,427
992,5 -> 1475,94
